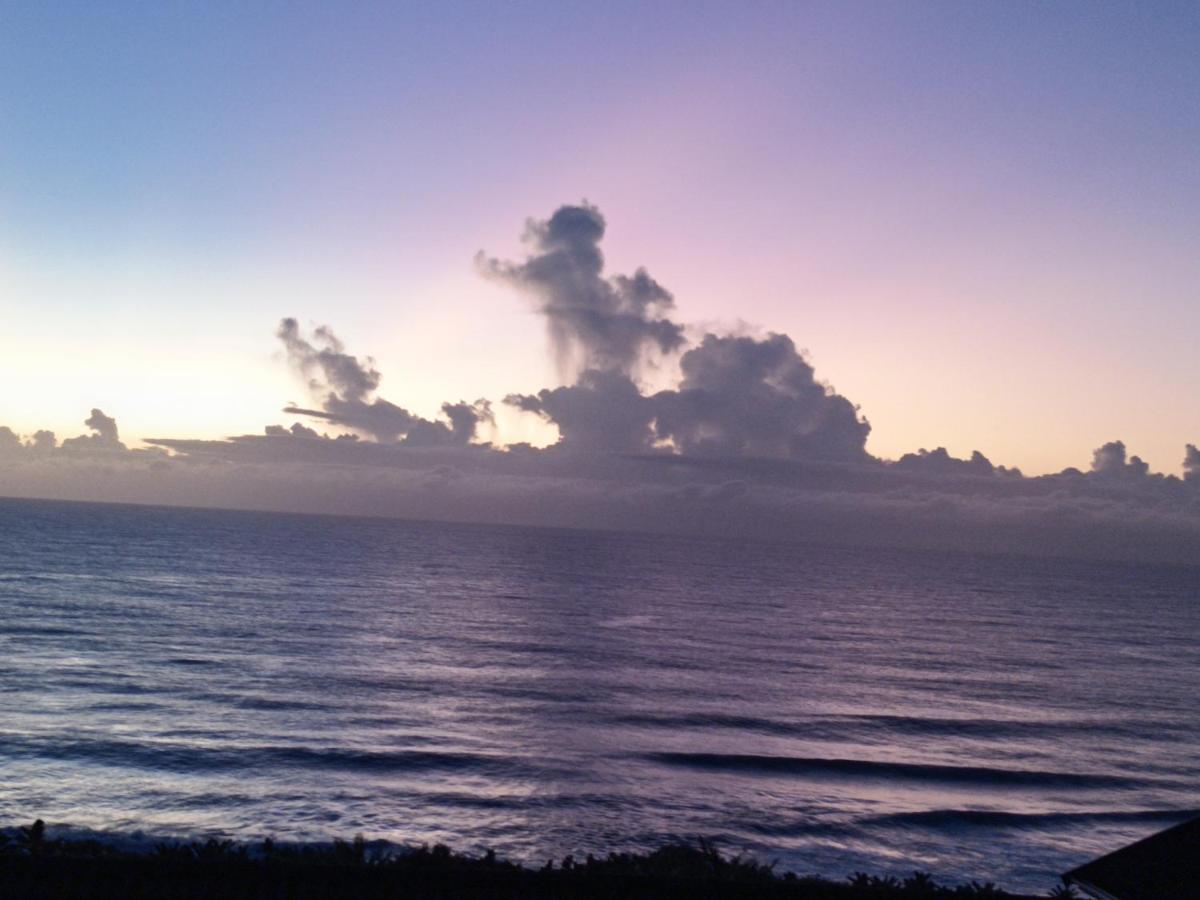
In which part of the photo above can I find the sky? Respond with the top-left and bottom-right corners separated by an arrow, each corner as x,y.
1,1 -> 1197,474
2,2 -> 1200,564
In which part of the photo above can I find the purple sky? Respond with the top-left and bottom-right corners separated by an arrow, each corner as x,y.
2,1 -> 1198,476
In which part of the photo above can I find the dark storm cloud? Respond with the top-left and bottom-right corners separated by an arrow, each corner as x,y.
477,203 -> 685,378
276,318 -> 491,446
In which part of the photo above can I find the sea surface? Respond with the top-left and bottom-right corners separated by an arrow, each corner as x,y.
2,497 -> 1198,892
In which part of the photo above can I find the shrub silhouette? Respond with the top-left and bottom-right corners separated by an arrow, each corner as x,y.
0,818 -> 1042,898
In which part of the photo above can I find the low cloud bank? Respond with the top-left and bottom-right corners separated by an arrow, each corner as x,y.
2,428 -> 1198,565
3,203 -> 1199,566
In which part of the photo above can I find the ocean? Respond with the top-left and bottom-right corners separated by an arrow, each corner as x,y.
1,496 -> 1197,893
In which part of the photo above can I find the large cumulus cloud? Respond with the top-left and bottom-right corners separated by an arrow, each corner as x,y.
491,204 -> 869,461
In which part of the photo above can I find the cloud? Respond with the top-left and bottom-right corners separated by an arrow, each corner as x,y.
29,430 -> 57,452
507,370 -> 653,453
5,426 -> 1199,566
477,202 -> 685,379
650,333 -> 871,461
0,411 -> 160,466
895,447 -> 1021,478
2,398 -> 1198,566
276,318 -> 492,446
1183,444 -> 1199,482
264,423 -> 323,439
443,399 -> 495,444
3,202 -> 1199,567
277,318 -> 380,402
487,205 -> 870,461
60,409 -> 125,453
1090,439 -> 1150,478
85,409 -> 120,444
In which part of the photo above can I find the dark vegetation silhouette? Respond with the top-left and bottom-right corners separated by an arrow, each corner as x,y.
0,820 -> 1050,898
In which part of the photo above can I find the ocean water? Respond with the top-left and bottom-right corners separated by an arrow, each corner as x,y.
1,497 -> 1198,892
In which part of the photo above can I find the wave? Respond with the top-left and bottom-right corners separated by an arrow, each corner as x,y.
644,752 -> 1150,787
612,713 -> 810,738
612,711 -> 1181,741
165,657 -> 222,667
0,736 -> 531,777
844,713 -> 1177,740
730,807 -> 1200,840
0,625 -> 84,637
233,697 -> 333,712
859,808 -> 1200,829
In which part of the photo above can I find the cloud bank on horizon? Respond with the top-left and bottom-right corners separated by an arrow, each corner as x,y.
3,203 -> 1199,565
